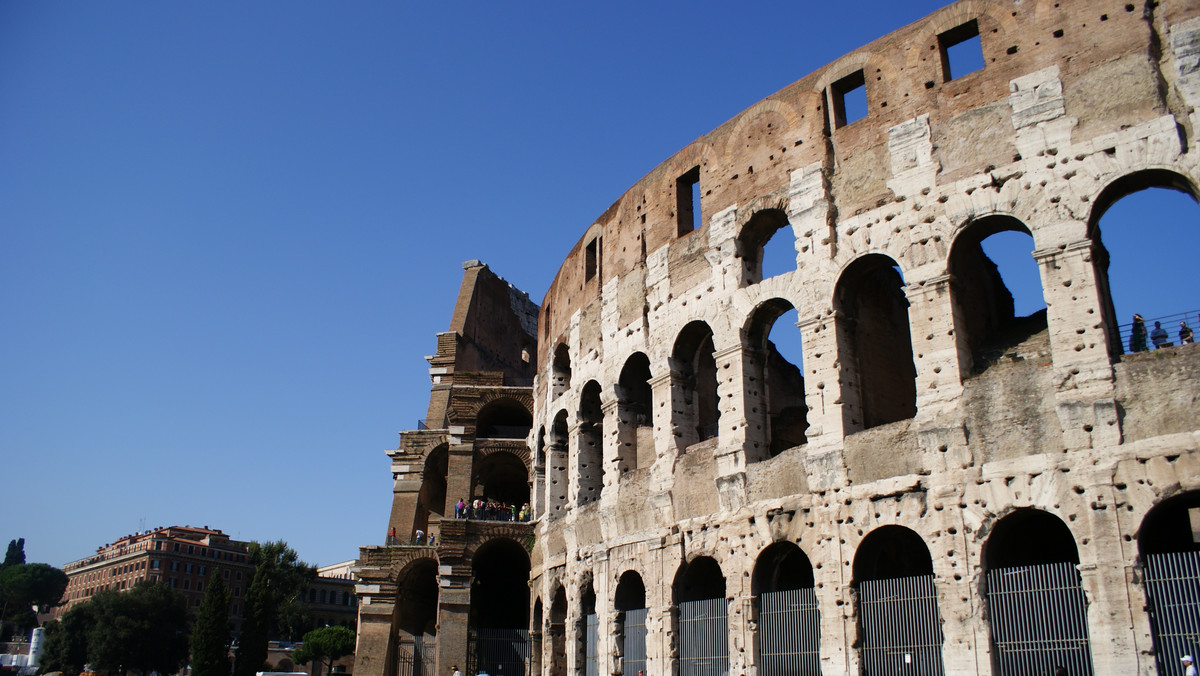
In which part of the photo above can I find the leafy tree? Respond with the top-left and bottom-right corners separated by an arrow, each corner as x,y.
234,567 -> 271,676
191,569 -> 232,676
87,582 -> 190,675
292,626 -> 355,676
247,541 -> 316,640
39,602 -> 95,676
0,562 -> 68,632
3,539 -> 25,568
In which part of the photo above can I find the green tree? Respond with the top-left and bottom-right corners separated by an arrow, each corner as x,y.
2,539 -> 25,568
191,569 -> 232,676
292,626 -> 355,676
233,567 -> 271,676
39,602 -> 95,676
87,582 -> 190,676
247,541 -> 316,640
0,562 -> 68,632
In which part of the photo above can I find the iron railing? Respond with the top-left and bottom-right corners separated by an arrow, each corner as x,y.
759,587 -> 822,675
1117,309 -> 1200,351
395,637 -> 432,676
468,628 -> 530,676
584,613 -> 599,676
858,574 -> 945,676
986,561 -> 1093,676
1144,550 -> 1200,675
622,608 -> 648,676
679,598 -> 729,676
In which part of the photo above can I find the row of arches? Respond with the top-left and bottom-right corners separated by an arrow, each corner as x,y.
532,492 -> 1200,676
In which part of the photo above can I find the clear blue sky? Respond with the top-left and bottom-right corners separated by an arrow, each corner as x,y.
2,2 -> 1196,569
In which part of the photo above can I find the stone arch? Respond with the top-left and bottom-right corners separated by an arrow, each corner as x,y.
981,509 -> 1092,675
576,380 -> 604,507
744,297 -> 808,461
1137,490 -> 1200,672
473,449 -> 530,509
852,525 -> 944,674
414,444 -> 449,537
474,395 -> 534,439
552,342 -> 572,399
394,556 -> 439,639
752,541 -> 820,673
1085,168 -> 1200,357
616,352 -> 653,472
613,570 -> 647,676
671,320 -> 720,448
548,583 -> 569,676
673,556 -> 729,676
469,538 -> 532,676
833,253 -> 917,432
546,410 -> 569,519
737,207 -> 797,285
947,214 -> 1045,375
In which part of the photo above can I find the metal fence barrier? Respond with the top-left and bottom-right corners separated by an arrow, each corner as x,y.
396,637 -> 431,676
759,587 -> 822,675
859,574 -> 945,676
679,598 -> 729,676
468,628 -> 530,676
986,561 -> 1093,676
585,613 -> 599,676
1144,550 -> 1200,674
623,608 -> 647,676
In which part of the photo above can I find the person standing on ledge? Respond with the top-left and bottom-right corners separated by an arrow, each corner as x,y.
1181,321 -> 1194,344
1130,314 -> 1148,352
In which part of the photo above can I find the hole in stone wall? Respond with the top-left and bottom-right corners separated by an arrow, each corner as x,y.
830,70 -> 867,128
939,20 -> 985,81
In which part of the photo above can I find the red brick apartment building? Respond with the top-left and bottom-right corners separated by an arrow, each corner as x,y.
57,525 -> 256,630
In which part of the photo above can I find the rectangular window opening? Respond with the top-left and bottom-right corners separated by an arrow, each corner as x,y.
830,70 -> 867,128
584,236 -> 600,282
676,166 -> 701,237
939,20 -> 984,81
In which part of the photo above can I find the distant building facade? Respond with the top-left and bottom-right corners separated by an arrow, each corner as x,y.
305,561 -> 359,631
57,525 -> 255,629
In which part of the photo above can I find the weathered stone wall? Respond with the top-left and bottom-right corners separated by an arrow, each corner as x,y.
528,2 -> 1200,675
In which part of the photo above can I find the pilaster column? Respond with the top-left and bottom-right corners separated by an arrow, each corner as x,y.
797,314 -> 853,448
904,274 -> 967,417
713,343 -> 752,511
648,371 -> 677,460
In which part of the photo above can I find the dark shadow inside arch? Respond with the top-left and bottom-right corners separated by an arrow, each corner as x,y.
476,398 -> 532,439
835,255 -> 917,431
752,541 -> 815,595
415,445 -> 448,536
578,381 -> 604,506
615,571 -> 646,611
552,343 -> 572,397
984,508 -> 1079,568
396,559 -> 439,638
470,539 -> 530,630
949,216 -> 1047,374
739,209 -> 796,284
614,571 -> 647,676
1088,169 -> 1200,357
1138,491 -> 1200,674
673,321 -> 720,446
753,542 -> 821,673
548,586 -> 568,676
473,450 -> 529,508
674,556 -> 726,603
1138,490 -> 1200,556
617,353 -> 653,472
746,298 -> 808,460
853,525 -> 933,582
546,410 -> 569,519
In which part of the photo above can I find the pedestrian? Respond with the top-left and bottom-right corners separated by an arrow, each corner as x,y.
453,666 -> 461,676
456,498 -> 466,519
1181,321 -> 1194,344
1185,655 -> 1197,676
1054,666 -> 1067,676
1151,320 -> 1169,348
1130,314 -> 1148,352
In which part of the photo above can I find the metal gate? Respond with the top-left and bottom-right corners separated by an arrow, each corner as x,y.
759,587 -> 822,675
987,561 -> 1093,676
584,613 -> 599,676
858,574 -> 945,676
1144,550 -> 1200,674
679,598 -> 729,676
396,636 -> 432,676
623,608 -> 647,676
468,628 -> 530,676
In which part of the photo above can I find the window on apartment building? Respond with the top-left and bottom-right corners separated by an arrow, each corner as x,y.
170,578 -> 177,588
195,598 -> 202,607
829,70 -> 867,128
173,543 -> 180,552
676,166 -> 701,236
939,20 -> 984,81
197,582 -> 204,592
188,546 -> 194,555
236,571 -> 242,580
183,579 -> 190,590
224,570 -> 230,579
199,566 -> 206,576
309,589 -> 317,603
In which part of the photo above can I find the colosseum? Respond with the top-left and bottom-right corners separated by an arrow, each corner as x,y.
352,1 -> 1200,674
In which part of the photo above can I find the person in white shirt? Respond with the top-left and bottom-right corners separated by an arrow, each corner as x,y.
1184,655 -> 1197,676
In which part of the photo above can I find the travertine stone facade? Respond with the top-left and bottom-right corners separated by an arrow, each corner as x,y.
356,2 -> 1200,676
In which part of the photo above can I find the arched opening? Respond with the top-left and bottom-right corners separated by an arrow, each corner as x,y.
672,321 -> 720,447
394,559 -> 439,676
547,410 -> 569,519
577,381 -> 604,507
469,539 -> 531,676
752,542 -> 819,674
983,509 -> 1092,676
552,344 -> 572,398
948,217 -> 1047,374
739,209 -> 796,284
548,586 -> 568,676
617,353 -> 654,472
614,571 -> 647,676
473,450 -> 530,517
533,427 -> 546,518
579,579 -> 598,676
674,556 -> 728,676
745,299 -> 808,461
531,597 -> 544,676
1088,170 -> 1200,356
834,255 -> 917,431
1138,491 -> 1200,673
853,526 -> 944,675
476,398 -> 533,440
414,446 -> 448,538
